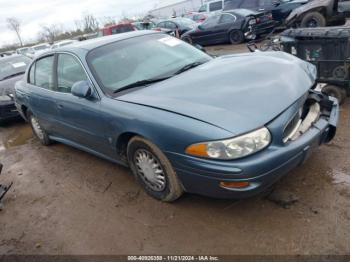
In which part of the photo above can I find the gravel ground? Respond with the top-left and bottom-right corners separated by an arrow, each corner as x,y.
0,44 -> 349,255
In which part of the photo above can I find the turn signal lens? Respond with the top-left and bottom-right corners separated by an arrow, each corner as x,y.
220,181 -> 250,189
185,143 -> 208,157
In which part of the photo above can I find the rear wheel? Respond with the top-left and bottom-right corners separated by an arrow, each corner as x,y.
322,85 -> 347,105
229,30 -> 244,45
27,111 -> 51,145
301,12 -> 326,28
127,136 -> 184,202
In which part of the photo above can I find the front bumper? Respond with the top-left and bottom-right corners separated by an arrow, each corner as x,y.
166,93 -> 339,199
0,100 -> 19,121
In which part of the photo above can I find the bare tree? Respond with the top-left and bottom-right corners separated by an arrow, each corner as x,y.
39,24 -> 62,43
82,13 -> 99,33
100,16 -> 116,27
6,17 -> 23,46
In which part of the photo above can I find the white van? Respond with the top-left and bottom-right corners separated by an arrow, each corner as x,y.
198,0 -> 228,13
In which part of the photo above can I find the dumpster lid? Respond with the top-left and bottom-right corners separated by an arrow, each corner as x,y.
281,27 -> 350,39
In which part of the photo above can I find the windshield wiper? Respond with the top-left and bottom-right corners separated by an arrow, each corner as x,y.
113,76 -> 170,93
1,72 -> 25,81
173,61 -> 205,76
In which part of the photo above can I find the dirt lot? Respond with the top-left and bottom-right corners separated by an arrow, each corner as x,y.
0,44 -> 350,255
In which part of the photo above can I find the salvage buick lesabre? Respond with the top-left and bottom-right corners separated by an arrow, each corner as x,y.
15,31 -> 339,201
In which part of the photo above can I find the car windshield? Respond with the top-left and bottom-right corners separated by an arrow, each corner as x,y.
0,56 -> 31,81
87,34 -> 211,94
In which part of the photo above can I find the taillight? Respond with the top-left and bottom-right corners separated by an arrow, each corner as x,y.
268,13 -> 273,20
153,28 -> 161,31
256,18 -> 261,24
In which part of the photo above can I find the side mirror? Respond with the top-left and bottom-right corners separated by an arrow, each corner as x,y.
71,81 -> 92,98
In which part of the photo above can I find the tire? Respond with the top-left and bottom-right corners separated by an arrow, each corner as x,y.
127,136 -> 184,202
182,36 -> 192,44
229,30 -> 244,45
301,12 -> 326,28
27,111 -> 51,145
322,85 -> 347,105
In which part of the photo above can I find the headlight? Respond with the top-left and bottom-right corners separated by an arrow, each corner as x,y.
249,19 -> 257,25
185,127 -> 271,160
0,95 -> 12,102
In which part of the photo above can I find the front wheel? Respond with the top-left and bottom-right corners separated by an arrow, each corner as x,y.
127,136 -> 184,202
229,30 -> 244,45
28,112 -> 51,145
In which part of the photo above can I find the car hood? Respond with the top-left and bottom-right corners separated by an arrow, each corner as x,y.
0,74 -> 25,96
117,52 -> 316,135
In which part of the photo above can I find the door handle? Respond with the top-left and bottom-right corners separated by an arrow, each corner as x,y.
57,104 -> 64,109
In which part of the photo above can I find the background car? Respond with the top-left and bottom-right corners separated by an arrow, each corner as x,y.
0,55 -> 31,123
51,40 -> 78,49
16,47 -> 34,57
285,0 -> 350,27
224,0 -> 309,24
181,9 -> 275,45
98,23 -> 136,36
156,18 -> 198,37
183,12 -> 208,23
132,21 -> 156,30
14,31 -> 338,202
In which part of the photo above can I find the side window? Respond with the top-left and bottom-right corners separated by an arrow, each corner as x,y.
157,22 -> 166,28
198,4 -> 207,12
35,55 -> 54,90
166,22 -> 177,29
201,14 -> 220,29
209,1 -> 223,12
219,14 -> 236,23
57,54 -> 87,93
224,0 -> 241,10
28,64 -> 35,84
240,0 -> 259,9
259,0 -> 273,8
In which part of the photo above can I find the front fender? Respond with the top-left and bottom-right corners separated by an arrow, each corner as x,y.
101,99 -> 234,155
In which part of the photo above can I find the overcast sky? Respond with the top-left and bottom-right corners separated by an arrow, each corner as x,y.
0,0 -> 163,47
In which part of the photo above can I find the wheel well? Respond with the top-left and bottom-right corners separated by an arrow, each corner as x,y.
116,132 -> 139,161
21,105 -> 28,119
302,7 -> 327,20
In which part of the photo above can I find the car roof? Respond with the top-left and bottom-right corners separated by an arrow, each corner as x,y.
225,8 -> 259,16
57,30 -> 159,52
33,43 -> 50,47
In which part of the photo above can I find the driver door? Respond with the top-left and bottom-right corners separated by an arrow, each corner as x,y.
53,53 -> 113,156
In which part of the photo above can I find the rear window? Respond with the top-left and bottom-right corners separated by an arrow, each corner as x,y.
34,55 -> 54,90
111,25 -> 134,34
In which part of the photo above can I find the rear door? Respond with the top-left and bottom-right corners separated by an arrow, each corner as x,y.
28,55 -> 59,134
53,53 -> 112,155
215,13 -> 237,41
191,14 -> 221,44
